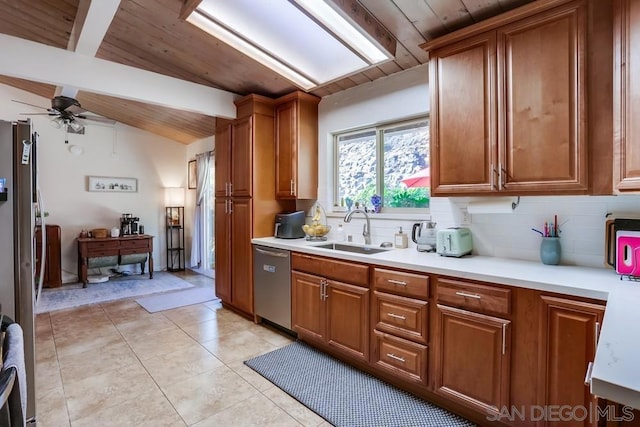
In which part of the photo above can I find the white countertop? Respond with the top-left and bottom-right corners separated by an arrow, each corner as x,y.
252,236 -> 640,410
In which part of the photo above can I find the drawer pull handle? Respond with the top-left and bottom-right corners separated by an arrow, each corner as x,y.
387,313 -> 406,320
387,353 -> 406,363
455,291 -> 481,299
388,279 -> 407,286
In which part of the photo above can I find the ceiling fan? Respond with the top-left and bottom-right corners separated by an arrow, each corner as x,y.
13,96 -> 115,142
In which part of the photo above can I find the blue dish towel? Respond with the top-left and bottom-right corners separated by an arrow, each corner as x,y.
3,323 -> 26,426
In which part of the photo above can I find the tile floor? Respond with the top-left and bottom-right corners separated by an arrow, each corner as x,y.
35,271 -> 329,426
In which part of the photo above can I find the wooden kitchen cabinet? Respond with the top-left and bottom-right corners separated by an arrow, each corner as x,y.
538,296 -> 604,427
35,224 -> 62,288
370,267 -> 429,386
291,254 -> 370,362
425,0 -> 588,196
274,91 -> 320,199
614,0 -> 640,192
214,95 -> 293,316
434,304 -> 511,418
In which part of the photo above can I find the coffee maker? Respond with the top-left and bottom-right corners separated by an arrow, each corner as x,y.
120,213 -> 140,236
412,220 -> 437,252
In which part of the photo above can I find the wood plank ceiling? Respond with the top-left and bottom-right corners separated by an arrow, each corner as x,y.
0,0 -> 534,144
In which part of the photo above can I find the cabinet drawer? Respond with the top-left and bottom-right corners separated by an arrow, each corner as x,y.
292,253 -> 369,287
86,249 -> 119,258
373,268 -> 429,299
373,292 -> 428,344
86,240 -> 120,250
120,239 -> 151,250
436,277 -> 511,315
373,331 -> 427,386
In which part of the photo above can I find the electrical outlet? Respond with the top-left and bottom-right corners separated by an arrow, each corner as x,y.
460,208 -> 471,225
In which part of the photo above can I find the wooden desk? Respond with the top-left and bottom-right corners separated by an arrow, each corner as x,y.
77,235 -> 154,287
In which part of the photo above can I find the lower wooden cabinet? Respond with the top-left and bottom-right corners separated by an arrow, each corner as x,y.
35,224 -> 62,288
434,304 -> 511,418
372,330 -> 428,386
292,270 -> 369,362
538,296 -> 605,427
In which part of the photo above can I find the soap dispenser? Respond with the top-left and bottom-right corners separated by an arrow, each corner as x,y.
394,227 -> 408,249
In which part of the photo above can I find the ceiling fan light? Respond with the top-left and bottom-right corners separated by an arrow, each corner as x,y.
68,120 -> 84,132
49,117 -> 64,129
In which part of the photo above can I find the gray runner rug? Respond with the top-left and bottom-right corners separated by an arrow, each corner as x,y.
245,341 -> 476,427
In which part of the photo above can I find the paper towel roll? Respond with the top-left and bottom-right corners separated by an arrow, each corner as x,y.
467,198 -> 514,214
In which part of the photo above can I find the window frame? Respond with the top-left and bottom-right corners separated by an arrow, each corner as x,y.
332,115 -> 430,214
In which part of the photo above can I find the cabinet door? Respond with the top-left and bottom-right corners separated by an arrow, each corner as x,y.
498,2 -> 587,193
275,99 -> 297,199
435,304 -> 510,417
230,198 -> 253,314
215,120 -> 232,197
539,296 -> 604,427
326,280 -> 370,362
291,271 -> 325,342
214,198 -> 231,303
614,0 -> 640,192
430,31 -> 497,195
231,117 -> 252,198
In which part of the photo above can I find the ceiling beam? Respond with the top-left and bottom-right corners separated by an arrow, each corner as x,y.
0,34 -> 238,118
59,0 -> 120,99
328,0 -> 397,58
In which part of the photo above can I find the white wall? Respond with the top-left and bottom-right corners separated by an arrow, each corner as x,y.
317,65 -> 640,269
0,84 -> 189,282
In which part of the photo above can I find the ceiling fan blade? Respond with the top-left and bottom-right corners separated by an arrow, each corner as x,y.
65,104 -> 87,115
19,113 -> 57,116
12,99 -> 49,110
77,114 -> 116,124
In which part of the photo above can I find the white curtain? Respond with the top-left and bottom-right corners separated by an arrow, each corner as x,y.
190,151 -> 212,267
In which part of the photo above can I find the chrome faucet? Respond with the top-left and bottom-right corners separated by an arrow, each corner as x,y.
344,209 -> 371,245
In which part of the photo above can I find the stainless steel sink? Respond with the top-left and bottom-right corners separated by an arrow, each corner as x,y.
312,242 -> 391,255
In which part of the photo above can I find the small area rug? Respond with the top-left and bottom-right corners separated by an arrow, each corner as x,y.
36,272 -> 194,314
136,286 -> 217,313
245,341 -> 476,427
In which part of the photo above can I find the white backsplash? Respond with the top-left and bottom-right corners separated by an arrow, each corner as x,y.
319,195 -> 640,269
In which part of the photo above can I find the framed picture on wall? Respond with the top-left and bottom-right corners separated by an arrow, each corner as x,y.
88,176 -> 138,192
188,160 -> 197,189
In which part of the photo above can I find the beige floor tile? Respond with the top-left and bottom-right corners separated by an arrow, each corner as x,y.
125,327 -> 199,360
36,385 -> 70,427
227,360 -> 277,392
103,301 -> 160,326
35,313 -> 53,337
70,386 -> 186,427
162,303 -> 217,327
247,323 -> 295,347
115,312 -> 178,339
141,343 -> 224,388
63,362 -> 159,422
36,334 -> 58,364
192,393 -> 303,427
49,305 -> 110,333
181,315 -> 251,343
36,359 -> 64,396
58,340 -> 140,384
262,386 -> 327,427
201,329 -> 285,364
53,323 -> 125,358
161,365 -> 259,425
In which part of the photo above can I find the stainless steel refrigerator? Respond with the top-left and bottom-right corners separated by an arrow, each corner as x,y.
0,120 -> 37,423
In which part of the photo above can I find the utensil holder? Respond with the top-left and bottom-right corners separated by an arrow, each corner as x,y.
540,237 -> 561,265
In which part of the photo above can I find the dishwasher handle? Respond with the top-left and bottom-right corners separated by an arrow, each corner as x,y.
255,247 -> 290,258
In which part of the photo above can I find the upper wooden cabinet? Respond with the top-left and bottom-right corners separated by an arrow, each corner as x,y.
614,0 -> 640,192
214,119 -> 232,198
424,0 -> 606,196
275,91 -> 320,199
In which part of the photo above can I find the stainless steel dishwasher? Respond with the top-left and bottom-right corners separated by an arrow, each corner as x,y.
253,245 -> 291,330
